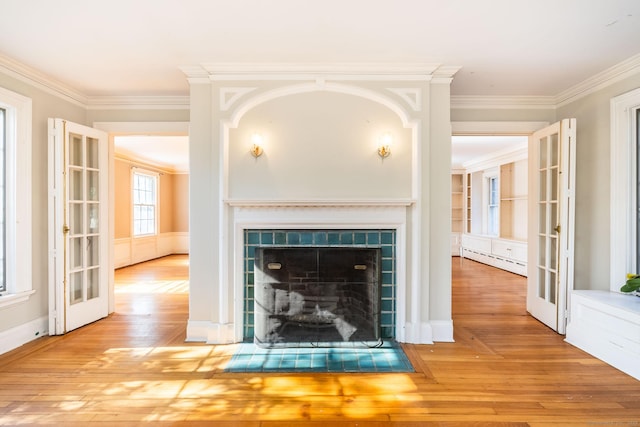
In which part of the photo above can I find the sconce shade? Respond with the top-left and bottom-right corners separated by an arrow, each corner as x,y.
378,133 -> 392,158
250,133 -> 264,157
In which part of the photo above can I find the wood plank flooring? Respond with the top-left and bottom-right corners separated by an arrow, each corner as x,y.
1,255 -> 639,426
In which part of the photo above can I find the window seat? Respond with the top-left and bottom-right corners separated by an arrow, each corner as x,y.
565,290 -> 640,380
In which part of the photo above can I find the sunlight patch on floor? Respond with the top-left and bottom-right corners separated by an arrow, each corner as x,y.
115,279 -> 189,294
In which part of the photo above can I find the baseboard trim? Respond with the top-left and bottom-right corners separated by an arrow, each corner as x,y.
186,320 -> 236,344
0,316 -> 48,355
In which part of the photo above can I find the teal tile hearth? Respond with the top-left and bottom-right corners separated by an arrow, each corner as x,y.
224,341 -> 413,373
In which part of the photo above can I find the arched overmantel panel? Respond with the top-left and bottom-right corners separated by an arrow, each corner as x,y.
226,81 -> 415,130
223,82 -> 418,202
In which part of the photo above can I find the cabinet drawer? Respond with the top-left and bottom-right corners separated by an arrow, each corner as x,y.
492,240 -> 527,262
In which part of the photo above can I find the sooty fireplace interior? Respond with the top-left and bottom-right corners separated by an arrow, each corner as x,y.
254,247 -> 381,347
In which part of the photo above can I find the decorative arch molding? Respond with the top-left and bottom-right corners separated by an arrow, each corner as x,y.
225,81 -> 415,129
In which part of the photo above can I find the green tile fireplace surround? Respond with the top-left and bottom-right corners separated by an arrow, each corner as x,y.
243,229 -> 397,341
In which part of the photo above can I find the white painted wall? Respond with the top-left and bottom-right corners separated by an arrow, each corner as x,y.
556,74 -> 640,291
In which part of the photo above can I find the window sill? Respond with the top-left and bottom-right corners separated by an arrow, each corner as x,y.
0,290 -> 36,309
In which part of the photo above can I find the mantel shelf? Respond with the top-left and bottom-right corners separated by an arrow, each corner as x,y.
225,199 -> 416,208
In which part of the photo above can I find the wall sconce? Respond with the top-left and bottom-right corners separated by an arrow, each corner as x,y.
250,133 -> 264,158
378,133 -> 392,158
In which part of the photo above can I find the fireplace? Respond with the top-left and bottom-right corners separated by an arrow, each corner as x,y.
241,227 -> 398,344
254,247 -> 381,347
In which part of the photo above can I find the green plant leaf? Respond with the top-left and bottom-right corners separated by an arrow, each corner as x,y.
621,277 -> 640,292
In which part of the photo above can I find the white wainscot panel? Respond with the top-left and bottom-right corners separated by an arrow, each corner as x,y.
114,238 -> 132,269
461,235 -> 527,276
115,233 -> 189,269
131,236 -> 158,265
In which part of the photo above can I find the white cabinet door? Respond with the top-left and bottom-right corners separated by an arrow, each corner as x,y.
527,119 -> 576,334
48,119 -> 109,334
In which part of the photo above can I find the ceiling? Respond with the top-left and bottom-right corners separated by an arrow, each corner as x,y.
2,1 -> 639,168
1,0 -> 639,98
451,135 -> 528,169
114,136 -> 189,173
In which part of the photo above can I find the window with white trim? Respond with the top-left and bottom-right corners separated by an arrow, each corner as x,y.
0,86 -> 33,307
1,107 -> 5,294
635,107 -> 640,270
610,87 -> 640,289
133,171 -> 158,236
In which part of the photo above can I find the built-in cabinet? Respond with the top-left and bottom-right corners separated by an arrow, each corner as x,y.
566,290 -> 640,381
454,150 -> 528,275
461,234 -> 527,276
451,173 -> 464,255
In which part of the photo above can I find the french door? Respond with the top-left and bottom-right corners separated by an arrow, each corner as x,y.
48,119 -> 109,334
527,119 -> 576,334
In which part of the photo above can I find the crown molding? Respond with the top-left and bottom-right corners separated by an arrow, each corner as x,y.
452,121 -> 549,135
0,53 -> 87,107
463,144 -> 528,172
185,63 -> 459,82
452,53 -> 640,110
114,153 -> 187,175
2,51 -> 639,112
451,95 -> 556,110
555,52 -> 640,108
86,95 -> 190,110
0,53 -> 190,110
92,121 -> 189,134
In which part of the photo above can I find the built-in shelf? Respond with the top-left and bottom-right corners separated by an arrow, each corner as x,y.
451,173 -> 464,254
499,160 -> 528,241
465,172 -> 472,233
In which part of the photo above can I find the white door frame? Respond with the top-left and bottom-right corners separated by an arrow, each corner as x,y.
92,121 -> 189,313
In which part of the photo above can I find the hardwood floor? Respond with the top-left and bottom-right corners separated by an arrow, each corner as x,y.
1,255 -> 639,426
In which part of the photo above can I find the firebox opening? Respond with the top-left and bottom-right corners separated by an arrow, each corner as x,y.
254,247 -> 382,348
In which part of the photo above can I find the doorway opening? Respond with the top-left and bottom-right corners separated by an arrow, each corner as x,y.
112,134 -> 190,312
450,132 -> 531,327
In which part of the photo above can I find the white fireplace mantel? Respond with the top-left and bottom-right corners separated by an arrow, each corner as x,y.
228,201 -> 412,343
225,199 -> 416,207
185,66 -> 456,347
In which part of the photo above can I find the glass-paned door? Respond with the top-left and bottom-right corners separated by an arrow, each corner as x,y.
48,118 -> 108,334
527,119 -> 576,334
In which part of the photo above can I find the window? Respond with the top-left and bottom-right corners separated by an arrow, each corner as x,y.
133,171 -> 157,236
636,107 -> 640,270
610,87 -> 640,289
487,175 -> 499,236
0,86 -> 32,307
0,107 -> 5,294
